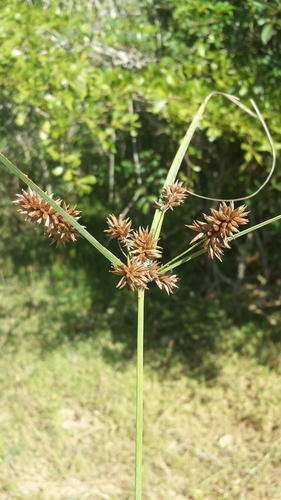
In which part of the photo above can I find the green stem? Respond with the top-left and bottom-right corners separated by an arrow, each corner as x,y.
228,214 -> 281,239
159,241 -> 202,272
135,288 -> 145,500
150,100 -> 207,240
0,152 -> 120,265
160,248 -> 205,273
160,213 -> 281,273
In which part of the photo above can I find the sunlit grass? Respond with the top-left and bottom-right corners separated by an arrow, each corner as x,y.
0,274 -> 280,499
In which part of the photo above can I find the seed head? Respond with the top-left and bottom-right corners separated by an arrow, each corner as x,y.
154,180 -> 188,211
105,214 -> 132,243
127,227 -> 162,261
111,257 -> 150,291
186,201 -> 249,261
105,214 -> 179,294
13,187 -> 83,247
155,270 -> 179,294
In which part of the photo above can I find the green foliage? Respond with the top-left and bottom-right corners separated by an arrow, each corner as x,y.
1,0 -> 281,204
1,0 -> 281,352
2,5 -> 281,497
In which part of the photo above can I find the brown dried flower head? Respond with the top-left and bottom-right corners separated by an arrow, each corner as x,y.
186,201 -> 249,261
105,214 -> 132,243
145,260 -> 161,281
111,257 -> 179,294
111,257 -> 150,291
155,271 -> 179,294
106,214 -> 178,294
127,227 -> 162,261
13,187 -> 83,247
154,180 -> 188,211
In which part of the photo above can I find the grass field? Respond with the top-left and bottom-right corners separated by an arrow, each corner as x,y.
0,273 -> 280,499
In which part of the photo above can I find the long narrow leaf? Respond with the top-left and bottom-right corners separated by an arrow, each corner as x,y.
151,100 -> 206,239
151,92 -> 275,239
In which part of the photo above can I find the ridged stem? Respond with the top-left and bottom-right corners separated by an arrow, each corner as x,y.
135,288 -> 145,500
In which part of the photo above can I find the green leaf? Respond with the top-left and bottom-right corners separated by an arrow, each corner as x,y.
52,166 -> 64,176
46,146 -> 60,161
79,175 -> 97,185
261,24 -> 273,44
63,169 -> 73,181
15,112 -> 26,127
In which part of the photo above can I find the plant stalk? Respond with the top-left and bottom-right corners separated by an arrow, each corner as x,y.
135,288 -> 145,500
0,152 -> 121,266
159,214 -> 281,273
150,100 -> 206,239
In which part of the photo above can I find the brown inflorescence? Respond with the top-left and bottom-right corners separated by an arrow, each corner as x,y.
111,257 -> 151,291
127,227 -> 162,261
104,214 -> 132,243
105,214 -> 179,294
155,271 -> 179,295
13,187 -> 83,247
154,180 -> 188,211
186,201 -> 250,261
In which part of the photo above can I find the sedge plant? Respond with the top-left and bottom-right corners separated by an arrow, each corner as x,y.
0,92 -> 279,500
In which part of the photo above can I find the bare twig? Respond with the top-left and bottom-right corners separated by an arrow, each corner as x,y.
122,190 -> 142,217
129,100 -> 142,187
108,132 -> 116,203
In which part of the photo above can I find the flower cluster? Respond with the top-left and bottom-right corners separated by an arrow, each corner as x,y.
104,214 -> 132,243
128,227 -> 162,261
105,214 -> 178,294
13,187 -> 83,247
186,201 -> 249,261
154,180 -> 188,211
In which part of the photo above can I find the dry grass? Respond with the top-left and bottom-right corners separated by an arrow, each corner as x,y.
0,340 -> 280,500
0,274 -> 280,499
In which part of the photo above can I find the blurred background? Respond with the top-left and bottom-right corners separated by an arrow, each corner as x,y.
0,1 -> 281,498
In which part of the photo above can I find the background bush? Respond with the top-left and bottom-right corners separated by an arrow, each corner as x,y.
1,0 -> 281,365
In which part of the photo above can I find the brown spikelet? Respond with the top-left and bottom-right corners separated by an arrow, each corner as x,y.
105,214 -> 132,243
13,187 -> 83,247
111,257 -> 178,294
111,257 -> 150,291
105,213 -> 179,294
127,227 -> 162,261
154,180 -> 188,211
155,270 -> 179,294
186,201 -> 249,261
145,260 -> 161,281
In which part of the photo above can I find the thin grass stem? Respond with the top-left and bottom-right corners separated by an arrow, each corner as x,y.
159,214 -> 281,273
151,92 -> 275,240
159,241 -> 202,273
135,288 -> 145,500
